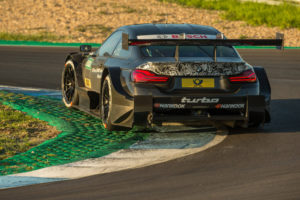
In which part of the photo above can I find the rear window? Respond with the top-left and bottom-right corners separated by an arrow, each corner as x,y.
140,45 -> 239,58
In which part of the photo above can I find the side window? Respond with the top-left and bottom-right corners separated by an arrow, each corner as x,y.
113,39 -> 131,59
217,46 -> 238,57
98,31 -> 122,57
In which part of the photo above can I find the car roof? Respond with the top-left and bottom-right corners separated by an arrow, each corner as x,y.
117,24 -> 220,39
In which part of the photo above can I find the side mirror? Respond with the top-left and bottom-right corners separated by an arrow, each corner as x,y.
91,52 -> 97,57
80,45 -> 92,52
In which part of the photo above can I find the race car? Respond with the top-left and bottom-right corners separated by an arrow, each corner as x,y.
62,24 -> 283,131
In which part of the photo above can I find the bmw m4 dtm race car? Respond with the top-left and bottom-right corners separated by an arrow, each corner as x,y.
62,24 -> 283,131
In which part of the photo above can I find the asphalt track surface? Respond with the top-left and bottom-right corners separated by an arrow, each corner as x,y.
0,46 -> 300,200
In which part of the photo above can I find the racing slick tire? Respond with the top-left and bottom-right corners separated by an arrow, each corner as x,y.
62,60 -> 79,108
101,75 -> 117,131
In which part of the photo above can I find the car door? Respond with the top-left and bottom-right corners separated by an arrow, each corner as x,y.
88,31 -> 122,92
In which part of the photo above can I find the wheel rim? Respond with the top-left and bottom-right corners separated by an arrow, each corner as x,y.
63,65 -> 75,103
102,81 -> 110,122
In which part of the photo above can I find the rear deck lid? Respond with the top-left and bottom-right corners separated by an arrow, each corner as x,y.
136,61 -> 251,77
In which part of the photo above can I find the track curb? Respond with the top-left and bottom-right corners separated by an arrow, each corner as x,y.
0,86 -> 228,189
0,89 -> 147,176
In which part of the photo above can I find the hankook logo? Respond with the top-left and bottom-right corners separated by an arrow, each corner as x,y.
181,97 -> 219,104
215,104 -> 245,109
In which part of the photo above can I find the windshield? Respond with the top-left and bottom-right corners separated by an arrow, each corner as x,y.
140,45 -> 239,58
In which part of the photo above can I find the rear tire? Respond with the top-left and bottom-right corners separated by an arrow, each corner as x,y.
101,75 -> 117,131
62,60 -> 79,108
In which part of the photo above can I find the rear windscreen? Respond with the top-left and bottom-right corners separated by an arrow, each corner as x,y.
140,45 -> 239,58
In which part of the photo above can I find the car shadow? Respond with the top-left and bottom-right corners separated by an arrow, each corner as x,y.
230,99 -> 300,134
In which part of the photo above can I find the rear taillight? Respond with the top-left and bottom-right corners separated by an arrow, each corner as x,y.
229,69 -> 257,83
132,69 -> 169,83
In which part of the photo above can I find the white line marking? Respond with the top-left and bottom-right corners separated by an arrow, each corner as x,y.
0,176 -> 66,189
12,131 -> 227,179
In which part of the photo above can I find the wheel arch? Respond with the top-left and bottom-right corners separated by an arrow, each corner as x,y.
99,66 -> 134,130
100,67 -> 131,98
65,53 -> 85,87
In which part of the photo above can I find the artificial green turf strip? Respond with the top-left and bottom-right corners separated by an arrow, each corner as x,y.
0,40 -> 101,47
0,91 -> 147,175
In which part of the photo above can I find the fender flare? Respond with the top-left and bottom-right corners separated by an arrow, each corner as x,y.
65,53 -> 85,87
253,66 -> 271,123
105,67 -> 132,99
102,67 -> 134,128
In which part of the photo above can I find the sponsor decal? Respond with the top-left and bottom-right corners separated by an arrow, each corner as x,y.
181,97 -> 219,104
181,78 -> 214,88
85,58 -> 94,70
186,34 -> 208,39
154,103 -> 185,109
91,68 -> 101,73
215,104 -> 245,109
193,78 -> 203,86
84,78 -> 92,88
91,68 -> 102,79
172,34 -> 208,39
136,34 -> 216,40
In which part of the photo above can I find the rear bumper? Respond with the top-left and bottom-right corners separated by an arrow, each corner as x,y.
133,95 -> 267,126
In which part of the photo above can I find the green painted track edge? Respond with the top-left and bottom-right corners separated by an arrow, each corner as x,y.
0,40 -> 299,49
0,40 -> 101,47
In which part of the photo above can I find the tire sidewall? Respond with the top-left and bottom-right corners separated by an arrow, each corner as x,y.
101,75 -> 114,130
62,60 -> 79,108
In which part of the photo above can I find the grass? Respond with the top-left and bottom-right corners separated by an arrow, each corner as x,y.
0,31 -> 63,42
99,10 -> 112,15
239,34 -> 249,39
119,5 -> 138,13
162,0 -> 300,29
76,24 -> 113,34
109,3 -> 139,13
0,104 -> 60,160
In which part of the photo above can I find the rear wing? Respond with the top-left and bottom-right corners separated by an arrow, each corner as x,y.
122,32 -> 284,50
